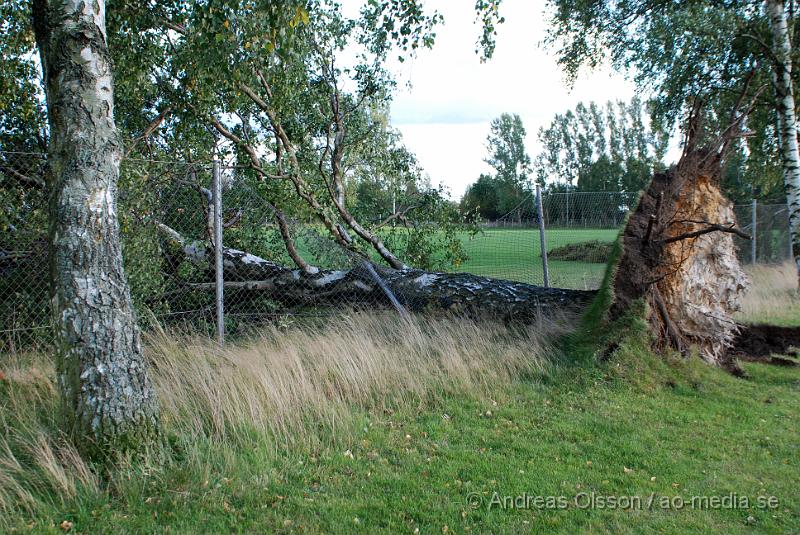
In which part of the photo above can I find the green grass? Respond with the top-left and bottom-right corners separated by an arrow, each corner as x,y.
458,228 -> 619,289
3,258 -> 797,534
3,335 -> 798,533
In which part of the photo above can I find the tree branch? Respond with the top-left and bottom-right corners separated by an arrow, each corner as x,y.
376,205 -> 420,228
124,107 -> 172,158
236,81 -> 361,253
0,164 -> 45,189
660,223 -> 751,244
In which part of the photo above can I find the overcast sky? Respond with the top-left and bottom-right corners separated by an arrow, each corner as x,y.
343,0 -> 644,199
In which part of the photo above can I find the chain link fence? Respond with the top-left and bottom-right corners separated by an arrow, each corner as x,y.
1,150 -> 794,351
464,192 -> 794,289
1,151 -> 48,352
1,152 -> 428,350
464,191 -> 640,289
733,202 -> 794,265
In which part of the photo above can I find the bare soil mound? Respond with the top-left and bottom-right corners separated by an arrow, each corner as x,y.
730,324 -> 800,366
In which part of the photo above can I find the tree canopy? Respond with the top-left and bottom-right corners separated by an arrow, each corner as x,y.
536,98 -> 667,193
1,0 -> 489,280
461,113 -> 533,221
542,0 -> 790,202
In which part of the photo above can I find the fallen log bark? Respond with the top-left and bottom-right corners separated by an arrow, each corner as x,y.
157,223 -> 595,321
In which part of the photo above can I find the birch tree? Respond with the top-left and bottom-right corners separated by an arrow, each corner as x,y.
765,0 -> 800,281
31,0 -> 158,456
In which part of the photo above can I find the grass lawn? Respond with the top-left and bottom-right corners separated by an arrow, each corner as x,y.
7,354 -> 797,534
459,228 -> 619,289
2,266 -> 797,534
3,301 -> 798,534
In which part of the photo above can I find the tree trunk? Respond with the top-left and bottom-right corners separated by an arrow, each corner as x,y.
609,139 -> 751,372
33,0 -> 158,456
766,0 -> 800,284
157,224 -> 595,321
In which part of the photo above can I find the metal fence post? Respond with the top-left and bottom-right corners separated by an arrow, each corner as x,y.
362,261 -> 410,320
535,185 -> 550,288
751,198 -> 757,265
212,160 -> 225,346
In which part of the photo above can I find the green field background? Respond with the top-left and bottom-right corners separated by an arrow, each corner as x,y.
458,228 -> 619,289
292,226 -> 621,290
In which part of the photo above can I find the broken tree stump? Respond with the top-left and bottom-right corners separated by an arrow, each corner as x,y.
609,145 -> 750,370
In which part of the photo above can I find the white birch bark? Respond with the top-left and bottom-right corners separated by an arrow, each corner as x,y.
766,0 -> 800,283
32,0 -> 159,455
157,223 -> 594,320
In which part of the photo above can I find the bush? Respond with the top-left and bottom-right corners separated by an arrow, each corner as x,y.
548,240 -> 613,263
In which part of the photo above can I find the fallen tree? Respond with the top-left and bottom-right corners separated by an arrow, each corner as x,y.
156,223 -> 595,322
602,105 -> 800,372
536,78 -> 796,376
607,143 -> 751,370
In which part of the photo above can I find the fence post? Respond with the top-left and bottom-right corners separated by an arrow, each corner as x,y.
362,261 -> 410,320
212,160 -> 225,346
535,185 -> 550,288
751,198 -> 757,265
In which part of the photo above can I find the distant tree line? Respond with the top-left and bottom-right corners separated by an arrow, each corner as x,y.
535,97 -> 667,193
460,99 -> 667,222
460,113 -> 532,221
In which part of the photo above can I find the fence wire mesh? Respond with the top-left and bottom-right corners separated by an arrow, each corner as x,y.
1,151 -> 48,352
733,202 -> 794,265
1,150 -> 793,351
464,191 -> 639,288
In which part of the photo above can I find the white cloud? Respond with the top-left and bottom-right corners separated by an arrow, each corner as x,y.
395,122 -> 494,198
391,0 -> 643,198
344,0 -> 648,198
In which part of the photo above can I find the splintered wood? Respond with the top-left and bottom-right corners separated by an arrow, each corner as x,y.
659,173 -> 749,365
610,146 -> 750,371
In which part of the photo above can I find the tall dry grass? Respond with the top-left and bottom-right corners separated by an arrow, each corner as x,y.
149,313 -> 564,445
0,312 -> 567,516
0,353 -> 98,516
736,262 -> 800,325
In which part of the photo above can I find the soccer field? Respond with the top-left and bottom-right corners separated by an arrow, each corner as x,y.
293,226 -> 621,290
457,228 -> 620,289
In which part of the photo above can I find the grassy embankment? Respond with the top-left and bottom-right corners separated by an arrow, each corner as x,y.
0,265 -> 797,534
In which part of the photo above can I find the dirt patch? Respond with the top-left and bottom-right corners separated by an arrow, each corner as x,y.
549,240 -> 612,263
730,324 -> 800,366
